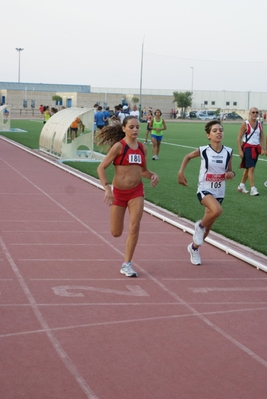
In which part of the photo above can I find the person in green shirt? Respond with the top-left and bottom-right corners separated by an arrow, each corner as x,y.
151,109 -> 167,160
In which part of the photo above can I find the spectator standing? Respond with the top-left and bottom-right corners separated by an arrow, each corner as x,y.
51,107 -> 58,116
70,117 -> 81,140
103,106 -> 111,126
144,110 -> 153,145
110,105 -> 121,125
39,104 -> 44,116
237,107 -> 264,196
43,106 -> 51,124
119,105 -> 130,123
142,107 -> 147,117
93,103 -> 98,134
94,106 -> 105,132
130,104 -> 140,119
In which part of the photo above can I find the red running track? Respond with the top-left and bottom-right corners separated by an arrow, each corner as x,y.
0,138 -> 267,399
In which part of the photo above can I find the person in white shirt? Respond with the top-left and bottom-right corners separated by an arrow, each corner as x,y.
130,104 -> 140,119
237,107 -> 264,196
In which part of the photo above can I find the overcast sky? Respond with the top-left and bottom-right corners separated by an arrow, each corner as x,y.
2,0 -> 267,93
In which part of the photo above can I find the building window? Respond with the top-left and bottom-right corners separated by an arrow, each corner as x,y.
204,101 -> 208,105
233,102 -> 237,106
211,101 -> 215,105
226,101 -> 230,106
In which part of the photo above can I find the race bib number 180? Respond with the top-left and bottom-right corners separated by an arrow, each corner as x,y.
129,154 -> 142,164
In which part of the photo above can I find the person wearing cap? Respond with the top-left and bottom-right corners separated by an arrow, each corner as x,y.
119,105 -> 130,123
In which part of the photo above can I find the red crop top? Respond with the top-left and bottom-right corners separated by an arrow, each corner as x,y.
113,140 -> 145,167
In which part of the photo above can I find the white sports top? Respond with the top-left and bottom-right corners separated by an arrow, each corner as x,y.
242,121 -> 262,145
197,145 -> 233,198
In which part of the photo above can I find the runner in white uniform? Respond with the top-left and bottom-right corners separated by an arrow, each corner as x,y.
178,120 -> 235,265
197,144 -> 233,201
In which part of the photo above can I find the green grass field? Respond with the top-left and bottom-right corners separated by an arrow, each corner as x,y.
1,119 -> 267,256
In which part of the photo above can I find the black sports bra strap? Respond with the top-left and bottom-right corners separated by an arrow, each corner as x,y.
120,144 -> 129,165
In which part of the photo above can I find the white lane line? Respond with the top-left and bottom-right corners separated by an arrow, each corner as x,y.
191,287 -> 267,293
0,236 -> 99,399
1,306 -> 266,339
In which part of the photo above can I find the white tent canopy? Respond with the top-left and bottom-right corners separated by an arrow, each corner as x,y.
39,107 -> 103,160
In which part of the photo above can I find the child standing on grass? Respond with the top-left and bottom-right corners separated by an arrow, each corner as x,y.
151,109 -> 167,160
178,120 -> 235,265
96,116 -> 159,277
144,109 -> 153,145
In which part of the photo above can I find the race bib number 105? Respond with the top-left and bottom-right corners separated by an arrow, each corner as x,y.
205,173 -> 225,189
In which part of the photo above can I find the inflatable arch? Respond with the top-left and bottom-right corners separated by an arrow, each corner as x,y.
39,107 -> 104,161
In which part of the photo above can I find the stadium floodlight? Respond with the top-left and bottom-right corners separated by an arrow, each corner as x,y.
191,67 -> 194,107
190,66 -> 194,94
16,48 -> 24,83
139,36 -> 145,121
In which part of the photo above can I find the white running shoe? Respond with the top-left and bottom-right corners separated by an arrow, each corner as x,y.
237,184 -> 249,194
193,220 -> 205,246
152,155 -> 156,160
120,262 -> 138,277
264,181 -> 267,188
250,187 -> 259,196
187,244 -> 201,265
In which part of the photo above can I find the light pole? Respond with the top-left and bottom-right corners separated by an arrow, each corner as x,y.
190,66 -> 194,108
16,48 -> 24,83
139,36 -> 145,120
190,66 -> 194,93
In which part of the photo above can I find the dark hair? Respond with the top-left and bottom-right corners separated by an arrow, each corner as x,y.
205,120 -> 222,133
97,106 -> 102,111
95,116 -> 138,149
154,109 -> 162,116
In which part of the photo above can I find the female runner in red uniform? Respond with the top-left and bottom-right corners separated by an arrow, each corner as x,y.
96,116 -> 159,277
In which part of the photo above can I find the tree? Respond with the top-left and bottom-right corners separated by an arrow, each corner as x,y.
173,91 -> 192,118
131,96 -> 139,104
52,95 -> 63,105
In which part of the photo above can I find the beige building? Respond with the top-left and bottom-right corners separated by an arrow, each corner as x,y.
1,82 -> 266,119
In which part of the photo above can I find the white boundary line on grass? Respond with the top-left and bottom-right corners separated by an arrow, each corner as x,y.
149,140 -> 267,162
1,136 -> 266,273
